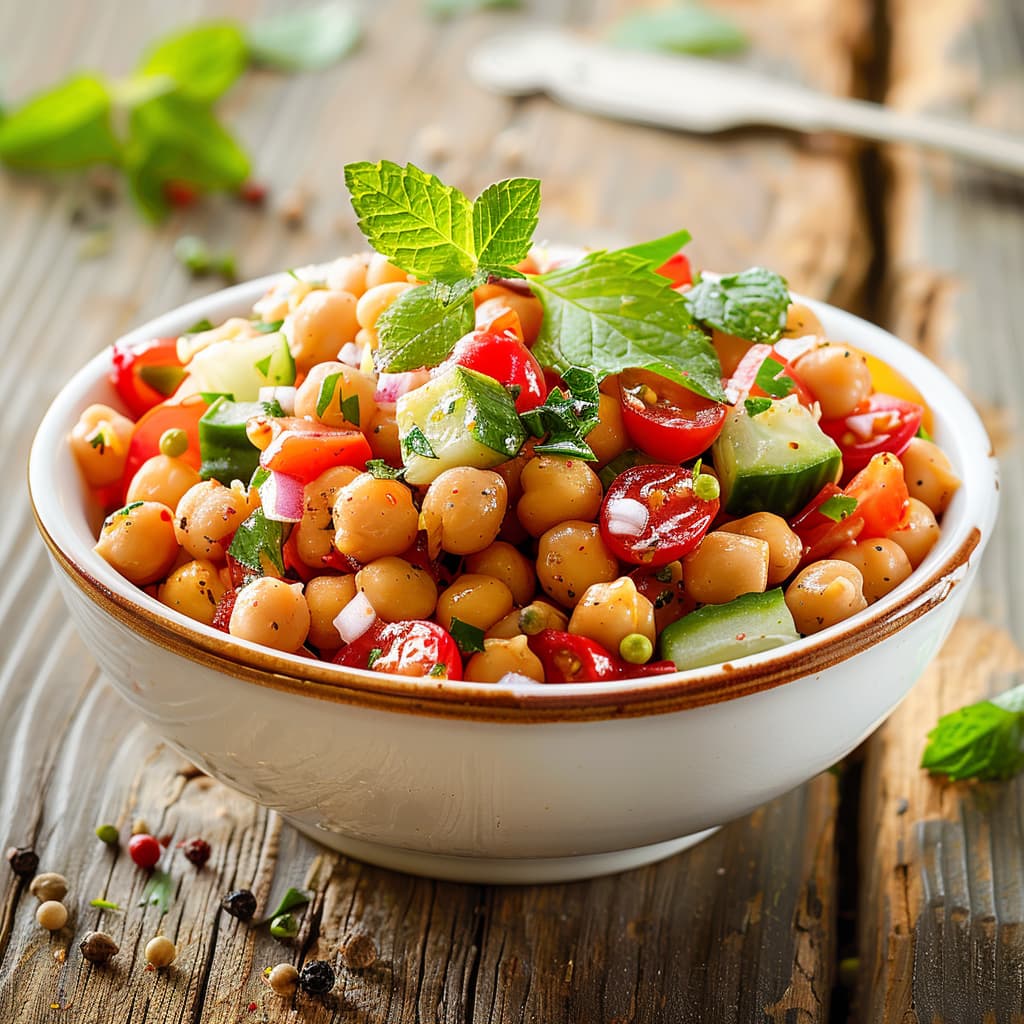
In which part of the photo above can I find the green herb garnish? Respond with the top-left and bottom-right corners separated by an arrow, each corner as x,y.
819,495 -> 858,522
89,898 -> 122,911
186,318 -> 216,334
614,228 -> 692,268
754,356 -> 795,398
228,509 -> 286,577
685,267 -> 791,343
608,4 -> 748,56
252,319 -> 285,334
921,681 -> 1024,781
744,397 -> 773,417
366,648 -> 383,669
139,869 -> 175,913
520,366 -> 601,461
316,371 -> 341,418
366,459 -> 405,480
449,618 -> 486,654
374,281 -> 475,373
402,425 -> 437,460
428,663 -> 447,677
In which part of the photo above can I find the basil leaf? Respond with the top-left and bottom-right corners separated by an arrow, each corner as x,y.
520,366 -> 601,461
744,397 -> 772,418
685,267 -> 790,344
228,509 -> 286,577
529,250 -> 726,403
248,4 -> 361,71
609,4 -> 747,56
921,682 -> 1024,781
613,229 -> 692,268
449,617 -> 486,654
818,495 -> 857,522
473,177 -> 540,276
0,75 -> 120,170
344,160 -> 476,283
754,356 -> 795,398
375,281 -> 476,373
139,23 -> 247,103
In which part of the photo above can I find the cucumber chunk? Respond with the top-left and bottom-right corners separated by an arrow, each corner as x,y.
396,365 -> 526,485
659,588 -> 799,671
712,395 -> 841,518
187,332 -> 295,402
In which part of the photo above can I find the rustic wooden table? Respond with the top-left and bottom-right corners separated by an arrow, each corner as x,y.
1,0 -> 1021,1021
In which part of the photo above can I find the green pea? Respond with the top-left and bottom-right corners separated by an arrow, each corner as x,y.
159,428 -> 189,458
619,633 -> 653,665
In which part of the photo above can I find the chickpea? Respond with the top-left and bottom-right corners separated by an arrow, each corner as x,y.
333,474 -> 419,563
95,501 -> 179,585
465,636 -> 545,683
792,343 -> 872,418
465,541 -> 535,605
569,577 -> 656,652
69,404 -> 134,487
436,574 -> 514,632
367,403 -> 402,464
585,394 -> 630,468
885,497 -> 940,568
36,901 -> 68,931
486,609 -> 524,639
126,454 -> 202,510
294,361 -> 377,431
305,575 -> 357,651
326,254 -> 369,296
175,480 -> 260,562
421,468 -> 508,557
517,456 -> 603,538
144,936 -> 177,968
229,577 -> 310,652
473,284 -> 544,345
364,253 -> 411,289
356,281 -> 415,331
718,513 -> 802,586
293,465 -> 361,569
901,437 -> 960,516
785,559 -> 868,635
831,538 -> 913,603
682,532 -> 769,605
159,558 -> 227,625
782,303 -> 825,338
289,289 -> 360,373
536,521 -> 619,608
356,557 -> 437,621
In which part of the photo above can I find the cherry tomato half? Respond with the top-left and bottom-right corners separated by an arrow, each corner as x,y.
725,344 -> 813,407
819,393 -> 923,474
526,629 -> 677,683
600,464 -> 719,567
119,395 -> 208,502
333,620 -> 463,680
619,368 -> 727,463
444,325 -> 547,413
111,337 -> 187,420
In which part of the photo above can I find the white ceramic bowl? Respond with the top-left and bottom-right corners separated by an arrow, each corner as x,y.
29,276 -> 998,884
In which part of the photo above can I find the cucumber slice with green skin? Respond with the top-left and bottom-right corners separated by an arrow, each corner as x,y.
712,395 -> 841,518
198,397 -> 264,483
187,332 -> 295,402
659,588 -> 799,671
396,365 -> 526,485
597,449 -> 658,490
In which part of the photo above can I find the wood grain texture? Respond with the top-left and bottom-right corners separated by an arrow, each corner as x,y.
0,0 -> 872,1019
857,0 -> 1024,1020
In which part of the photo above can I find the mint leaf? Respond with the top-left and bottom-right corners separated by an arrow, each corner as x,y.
819,495 -> 857,522
248,4 -> 361,71
922,682 -> 1024,781
449,617 -> 486,654
473,177 -> 540,276
609,4 -> 747,56
744,397 -> 772,418
614,229 -> 691,267
520,366 -> 601,461
316,371 -> 341,418
344,160 -> 476,283
685,267 -> 790,343
139,23 -> 247,103
402,425 -> 437,460
375,281 -> 475,372
754,356 -> 795,398
529,250 -> 726,403
228,509 -> 286,576
0,75 -> 120,170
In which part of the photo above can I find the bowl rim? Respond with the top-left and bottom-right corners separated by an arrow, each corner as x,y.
28,272 -> 999,723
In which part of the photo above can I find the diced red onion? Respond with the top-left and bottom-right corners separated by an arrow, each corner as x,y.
333,591 -> 377,644
605,497 -> 649,537
258,386 -> 296,415
375,369 -> 431,403
338,342 -> 363,367
774,335 -> 819,361
258,469 -> 305,523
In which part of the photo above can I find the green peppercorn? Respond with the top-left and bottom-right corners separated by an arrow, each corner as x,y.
95,824 -> 119,845
619,633 -> 654,665
692,471 -> 720,502
158,428 -> 189,458
270,913 -> 299,940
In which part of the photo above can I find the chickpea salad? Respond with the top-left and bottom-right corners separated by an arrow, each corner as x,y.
70,161 -> 961,685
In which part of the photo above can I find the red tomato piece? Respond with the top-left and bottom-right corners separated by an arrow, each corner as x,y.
600,465 -> 719,567
526,629 -> 676,683
790,483 -> 864,563
260,426 -> 371,484
726,344 -> 813,407
444,326 -> 547,413
111,337 -> 187,419
333,621 -> 463,680
619,368 -> 727,462
655,252 -> 693,288
819,393 -> 924,474
119,396 -> 207,501
211,588 -> 239,633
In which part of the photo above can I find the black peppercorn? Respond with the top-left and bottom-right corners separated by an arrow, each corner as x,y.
6,846 -> 39,878
182,838 -> 211,869
221,889 -> 257,921
298,959 -> 336,996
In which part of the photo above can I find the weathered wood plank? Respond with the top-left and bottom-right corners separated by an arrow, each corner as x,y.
0,0 -> 871,1019
858,0 -> 1024,1019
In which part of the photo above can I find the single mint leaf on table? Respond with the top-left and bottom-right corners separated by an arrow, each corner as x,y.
921,682 -> 1024,782
138,23 -> 248,104
608,4 -> 748,56
449,617 -> 486,654
613,228 -> 692,267
228,509 -> 286,577
0,75 -> 120,170
528,250 -> 726,403
375,281 -> 475,373
248,4 -> 361,72
520,366 -> 601,461
684,267 -> 791,343
139,869 -> 175,913
472,177 -> 540,278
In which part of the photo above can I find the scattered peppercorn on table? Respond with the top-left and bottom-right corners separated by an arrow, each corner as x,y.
2,1 -> 1023,1021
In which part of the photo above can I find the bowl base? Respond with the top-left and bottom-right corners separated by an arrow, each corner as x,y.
284,822 -> 721,884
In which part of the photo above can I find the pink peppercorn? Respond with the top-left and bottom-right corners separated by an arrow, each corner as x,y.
128,833 -> 162,869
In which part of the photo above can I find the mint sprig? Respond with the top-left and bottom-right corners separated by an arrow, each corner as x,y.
685,267 -> 790,343
520,367 -> 601,461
